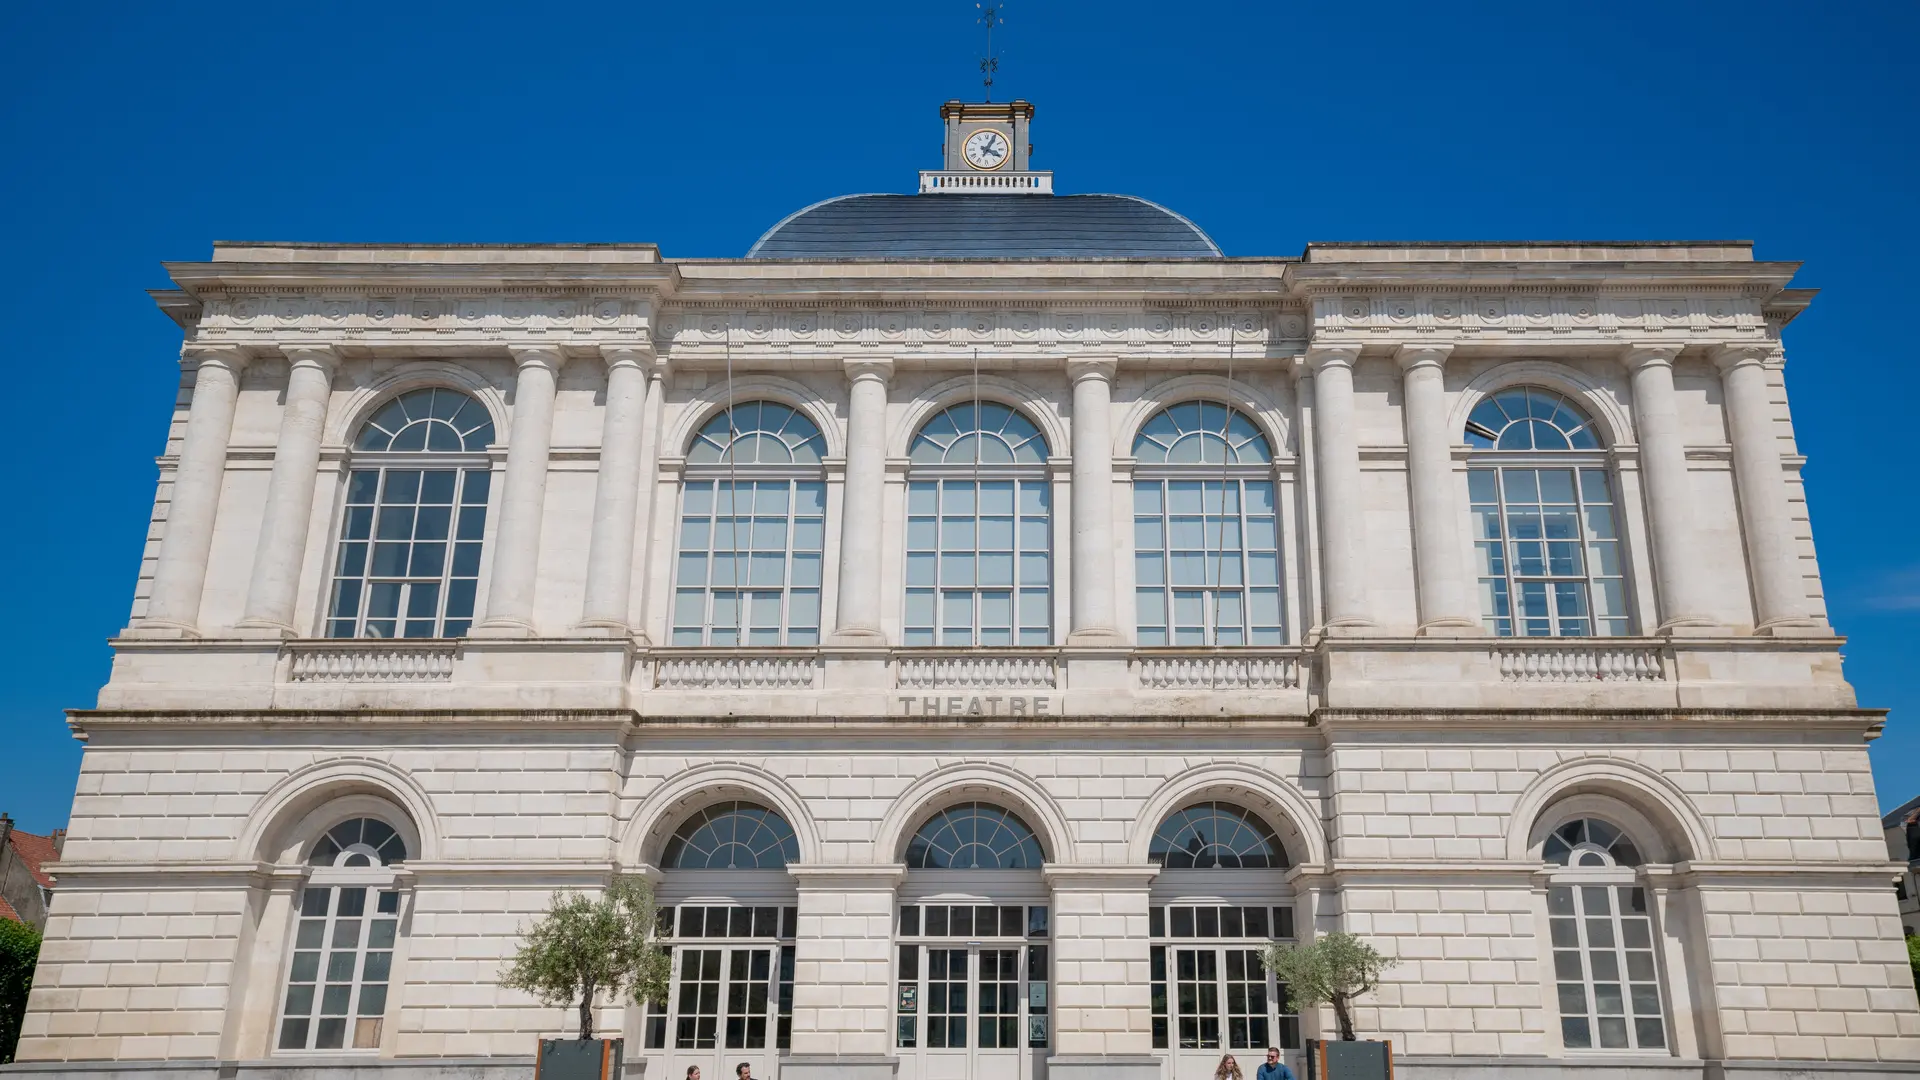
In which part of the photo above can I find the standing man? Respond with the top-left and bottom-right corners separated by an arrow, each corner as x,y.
1256,1047 -> 1296,1080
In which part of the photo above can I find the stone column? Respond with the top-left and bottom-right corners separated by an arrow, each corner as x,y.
139,345 -> 251,635
1044,865 -> 1160,1080
474,346 -> 562,636
236,347 -> 338,636
1623,347 -> 1717,632
1304,345 -> 1373,630
1067,359 -> 1124,645
1395,344 -> 1480,635
1712,344 -> 1819,634
830,359 -> 892,643
576,345 -> 655,635
782,865 -> 903,1080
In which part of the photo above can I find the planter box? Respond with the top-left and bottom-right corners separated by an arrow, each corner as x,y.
536,1037 -> 624,1080
1304,1038 -> 1393,1080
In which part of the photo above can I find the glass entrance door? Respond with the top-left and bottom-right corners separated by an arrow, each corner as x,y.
1149,904 -> 1301,1079
645,904 -> 797,1080
900,944 -> 1041,1080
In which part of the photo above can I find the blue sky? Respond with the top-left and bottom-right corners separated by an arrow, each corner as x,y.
1,1 -> 1914,833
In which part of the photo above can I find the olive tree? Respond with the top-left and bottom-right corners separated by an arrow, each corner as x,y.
500,876 -> 670,1041
1261,932 -> 1396,1042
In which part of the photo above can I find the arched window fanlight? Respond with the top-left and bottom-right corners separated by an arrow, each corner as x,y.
905,802 -> 1046,870
1465,386 -> 1629,638
355,388 -> 495,453
687,402 -> 825,465
1133,401 -> 1273,465
663,801 -> 801,870
909,402 -> 1048,465
307,817 -> 408,868
1464,387 -> 1603,451
1149,801 -> 1289,869
1542,817 -> 1643,868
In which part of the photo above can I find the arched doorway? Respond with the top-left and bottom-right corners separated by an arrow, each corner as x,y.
1146,801 -> 1301,1079
646,801 -> 801,1080
894,802 -> 1051,1080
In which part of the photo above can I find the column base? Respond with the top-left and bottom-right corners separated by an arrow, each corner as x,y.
231,620 -> 297,639
569,619 -> 641,641
1415,619 -> 1485,637
1046,1055 -> 1162,1080
1752,618 -> 1832,638
468,619 -> 536,639
1319,619 -> 1378,638
1065,627 -> 1128,647
826,627 -> 889,645
1654,618 -> 1729,638
118,620 -> 201,640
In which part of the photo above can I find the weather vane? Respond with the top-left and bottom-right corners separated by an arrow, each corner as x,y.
977,4 -> 1001,102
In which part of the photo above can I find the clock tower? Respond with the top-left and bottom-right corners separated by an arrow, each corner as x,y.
919,99 -> 1054,194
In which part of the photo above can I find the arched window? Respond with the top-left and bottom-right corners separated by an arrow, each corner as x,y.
905,802 -> 1045,869
905,403 -> 1052,646
672,402 -> 827,645
279,817 -> 411,1053
1132,403 -> 1282,646
1149,802 -> 1289,870
663,802 -> 800,869
1539,816 -> 1667,1053
328,388 -> 495,638
1465,387 -> 1629,637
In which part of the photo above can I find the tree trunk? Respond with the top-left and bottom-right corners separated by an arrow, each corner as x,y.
577,978 -> 596,1041
1331,992 -> 1356,1041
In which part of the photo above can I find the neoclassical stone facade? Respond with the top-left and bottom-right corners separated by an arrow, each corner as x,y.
7,104 -> 1917,1080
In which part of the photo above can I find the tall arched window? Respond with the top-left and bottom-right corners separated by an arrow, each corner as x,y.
1147,802 -> 1300,1058
905,403 -> 1052,646
328,388 -> 495,638
1540,817 -> 1668,1052
1132,402 -> 1282,645
1465,387 -> 1629,637
672,402 -> 827,645
279,817 -> 410,1052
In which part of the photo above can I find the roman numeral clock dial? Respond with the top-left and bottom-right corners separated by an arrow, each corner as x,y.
963,128 -> 1010,170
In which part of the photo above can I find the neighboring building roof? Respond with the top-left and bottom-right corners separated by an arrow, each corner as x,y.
0,894 -> 18,923
1885,794 -> 1920,830
7,828 -> 57,890
746,193 -> 1223,259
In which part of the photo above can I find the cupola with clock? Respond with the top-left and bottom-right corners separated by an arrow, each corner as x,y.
919,99 -> 1054,194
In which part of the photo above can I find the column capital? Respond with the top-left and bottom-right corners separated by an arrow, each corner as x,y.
1707,342 -> 1776,372
1065,357 -> 1117,383
279,344 -> 341,375
786,863 -> 907,889
597,343 -> 657,370
843,357 -> 894,383
1393,342 -> 1454,372
180,343 -> 252,374
1619,344 -> 1683,372
1041,864 -> 1161,890
1304,344 -> 1361,373
507,344 -> 566,372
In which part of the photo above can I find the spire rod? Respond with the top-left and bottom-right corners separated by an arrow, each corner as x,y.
977,4 -> 1001,102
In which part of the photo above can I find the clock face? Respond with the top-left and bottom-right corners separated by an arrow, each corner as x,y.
963,129 -> 1011,170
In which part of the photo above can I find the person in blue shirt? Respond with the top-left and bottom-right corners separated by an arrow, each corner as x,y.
1255,1046 -> 1296,1080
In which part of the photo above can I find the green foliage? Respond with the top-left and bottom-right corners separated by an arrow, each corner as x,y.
1907,934 -> 1919,995
0,919 -> 42,1064
1260,932 -> 1396,1042
499,877 -> 669,1041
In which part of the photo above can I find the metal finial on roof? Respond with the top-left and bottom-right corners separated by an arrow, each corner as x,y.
977,4 -> 1001,102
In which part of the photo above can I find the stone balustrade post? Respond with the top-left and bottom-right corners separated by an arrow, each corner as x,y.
576,345 -> 656,636
1066,359 -> 1124,645
1303,345 -> 1373,631
1623,347 -> 1718,633
1395,344 -> 1481,635
1711,344 -> 1821,635
137,345 -> 251,636
830,359 -> 892,643
237,346 -> 338,636
474,346 -> 562,637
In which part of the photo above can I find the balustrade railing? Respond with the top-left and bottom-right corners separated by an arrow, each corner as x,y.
895,651 -> 1059,690
653,652 -> 819,690
1495,642 -> 1668,683
1133,650 -> 1306,690
285,640 -> 459,683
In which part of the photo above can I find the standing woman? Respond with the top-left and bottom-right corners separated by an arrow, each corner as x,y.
1214,1053 -> 1245,1080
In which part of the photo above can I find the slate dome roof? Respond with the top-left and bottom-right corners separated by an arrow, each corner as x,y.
746,193 -> 1222,259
